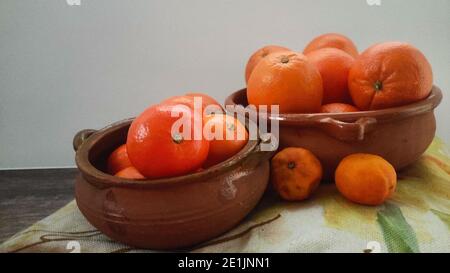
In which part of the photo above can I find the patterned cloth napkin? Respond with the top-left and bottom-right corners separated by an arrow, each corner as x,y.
1,138 -> 449,253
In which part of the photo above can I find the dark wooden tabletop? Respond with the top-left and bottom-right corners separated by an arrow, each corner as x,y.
0,168 -> 78,243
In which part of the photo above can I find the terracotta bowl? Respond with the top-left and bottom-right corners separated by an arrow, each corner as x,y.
225,86 -> 442,180
73,118 -> 272,250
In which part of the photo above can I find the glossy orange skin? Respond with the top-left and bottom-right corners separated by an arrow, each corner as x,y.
320,103 -> 359,113
306,48 -> 355,104
247,51 -> 323,113
127,104 -> 209,179
335,153 -> 397,206
271,147 -> 323,201
185,92 -> 223,111
348,42 -> 433,110
303,33 -> 358,58
115,166 -> 146,180
245,45 -> 291,83
107,144 -> 132,175
203,114 -> 248,168
162,94 -> 223,116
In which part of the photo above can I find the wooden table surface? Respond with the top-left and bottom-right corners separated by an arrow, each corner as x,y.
0,168 -> 77,243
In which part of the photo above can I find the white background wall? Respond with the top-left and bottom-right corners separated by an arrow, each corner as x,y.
1,0 -> 449,169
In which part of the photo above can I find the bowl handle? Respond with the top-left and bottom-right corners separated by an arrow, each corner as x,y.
73,129 -> 97,152
242,134 -> 277,169
318,117 -> 377,142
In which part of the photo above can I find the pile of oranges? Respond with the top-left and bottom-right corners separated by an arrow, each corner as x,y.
246,33 -> 433,114
247,33 -> 433,206
107,93 -> 249,180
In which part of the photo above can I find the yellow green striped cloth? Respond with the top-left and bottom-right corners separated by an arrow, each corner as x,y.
1,138 -> 449,253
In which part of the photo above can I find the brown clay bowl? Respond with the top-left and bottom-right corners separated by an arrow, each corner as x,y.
225,86 -> 442,180
73,118 -> 273,250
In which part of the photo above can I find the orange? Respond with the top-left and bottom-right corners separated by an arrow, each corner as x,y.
127,104 -> 209,178
184,92 -> 223,113
306,48 -> 355,104
162,93 -> 222,117
247,51 -> 323,113
107,144 -> 132,175
203,114 -> 248,168
271,147 -> 323,201
348,42 -> 433,110
303,33 -> 358,58
335,153 -> 397,206
245,45 -> 290,83
115,166 -> 145,179
320,103 -> 359,113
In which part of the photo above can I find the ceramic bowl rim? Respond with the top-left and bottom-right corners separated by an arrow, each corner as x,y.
225,85 -> 442,123
75,118 -> 266,188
